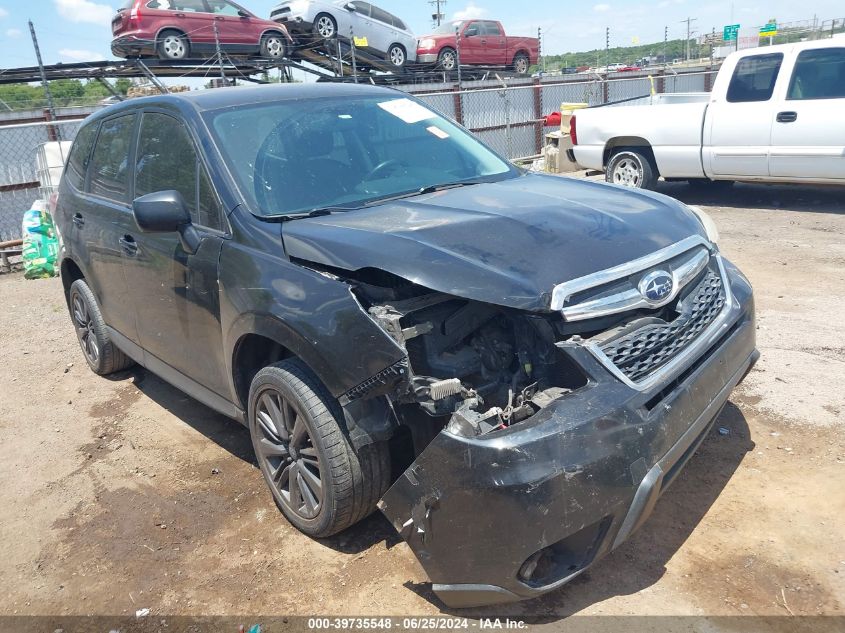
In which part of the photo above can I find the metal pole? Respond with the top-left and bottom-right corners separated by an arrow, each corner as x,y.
28,21 -> 60,140
350,26 -> 358,82
213,19 -> 226,84
455,24 -> 462,88
336,35 -> 343,77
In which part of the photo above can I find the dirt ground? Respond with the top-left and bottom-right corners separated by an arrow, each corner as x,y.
0,180 -> 843,626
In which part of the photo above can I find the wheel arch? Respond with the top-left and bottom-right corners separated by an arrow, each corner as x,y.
259,27 -> 292,44
60,256 -> 85,304
603,137 -> 656,170
155,26 -> 189,42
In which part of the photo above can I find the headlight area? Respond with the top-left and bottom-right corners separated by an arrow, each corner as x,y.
418,38 -> 437,50
687,205 -> 720,245
337,268 -> 590,440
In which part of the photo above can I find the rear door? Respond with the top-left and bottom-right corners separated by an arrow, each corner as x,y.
769,45 -> 845,180
481,21 -> 507,64
706,52 -> 783,177
79,112 -> 141,344
157,0 -> 215,49
122,110 -> 229,396
368,4 -> 398,54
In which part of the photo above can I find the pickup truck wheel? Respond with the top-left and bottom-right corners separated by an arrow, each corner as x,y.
68,279 -> 135,375
248,359 -> 391,538
607,149 -> 658,190
438,47 -> 457,71
512,53 -> 530,75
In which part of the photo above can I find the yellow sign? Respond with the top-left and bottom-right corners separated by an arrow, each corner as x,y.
353,36 -> 369,47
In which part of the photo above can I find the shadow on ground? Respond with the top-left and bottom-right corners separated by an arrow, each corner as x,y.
655,181 -> 845,214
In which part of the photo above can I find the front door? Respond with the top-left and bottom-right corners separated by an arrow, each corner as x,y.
706,52 -> 784,177
122,111 -> 230,397
205,0 -> 254,49
459,21 -> 484,63
769,45 -> 845,180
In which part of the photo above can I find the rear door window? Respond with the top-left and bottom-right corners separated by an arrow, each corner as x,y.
370,5 -> 391,25
787,47 -> 845,100
64,122 -> 98,191
726,53 -> 784,103
135,112 -> 224,232
483,22 -> 502,36
88,114 -> 136,203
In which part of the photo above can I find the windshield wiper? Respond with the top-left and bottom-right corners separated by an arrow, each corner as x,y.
361,179 -> 488,206
277,206 -> 361,221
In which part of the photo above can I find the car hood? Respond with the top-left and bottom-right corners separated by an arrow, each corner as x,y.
282,173 -> 706,311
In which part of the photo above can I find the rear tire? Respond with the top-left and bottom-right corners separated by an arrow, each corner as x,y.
606,148 -> 658,190
248,359 -> 391,538
313,13 -> 337,40
387,43 -> 407,69
68,279 -> 134,375
157,29 -> 189,60
512,52 -> 530,75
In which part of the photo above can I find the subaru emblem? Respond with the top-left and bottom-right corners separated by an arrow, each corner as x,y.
639,270 -> 674,304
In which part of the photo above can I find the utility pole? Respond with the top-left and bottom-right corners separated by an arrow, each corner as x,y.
681,17 -> 697,62
28,20 -> 60,137
429,0 -> 446,27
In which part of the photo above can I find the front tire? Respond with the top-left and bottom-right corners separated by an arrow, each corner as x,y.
248,359 -> 391,538
68,279 -> 134,375
157,29 -> 189,60
606,148 -> 658,190
260,33 -> 288,59
438,47 -> 457,71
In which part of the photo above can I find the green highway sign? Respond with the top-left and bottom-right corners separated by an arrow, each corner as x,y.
760,22 -> 778,36
723,24 -> 740,41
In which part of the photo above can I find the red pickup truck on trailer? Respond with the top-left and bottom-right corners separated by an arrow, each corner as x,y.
417,20 -> 539,74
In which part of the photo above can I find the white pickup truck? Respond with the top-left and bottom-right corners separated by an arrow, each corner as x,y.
571,39 -> 845,189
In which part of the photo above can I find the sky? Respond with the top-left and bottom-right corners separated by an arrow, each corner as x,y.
0,0 -> 841,72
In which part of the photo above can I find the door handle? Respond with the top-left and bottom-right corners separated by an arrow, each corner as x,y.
119,235 -> 138,256
481,39 -> 487,44
174,12 -> 185,17
72,213 -> 84,228
776,111 -> 798,123
215,16 -> 224,20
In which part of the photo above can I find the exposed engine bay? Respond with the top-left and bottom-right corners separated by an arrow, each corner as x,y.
348,271 -> 590,440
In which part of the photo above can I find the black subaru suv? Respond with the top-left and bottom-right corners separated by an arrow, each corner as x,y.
55,83 -> 757,608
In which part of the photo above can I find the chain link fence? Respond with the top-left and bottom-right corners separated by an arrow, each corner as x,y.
408,68 -> 718,161
0,119 -> 83,243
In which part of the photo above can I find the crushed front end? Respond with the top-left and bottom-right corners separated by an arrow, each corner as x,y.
354,236 -> 758,608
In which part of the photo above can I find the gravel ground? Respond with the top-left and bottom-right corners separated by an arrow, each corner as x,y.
0,180 -> 843,627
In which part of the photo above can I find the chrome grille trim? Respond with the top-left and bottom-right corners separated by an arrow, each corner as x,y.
550,235 -> 714,320
581,254 -> 739,392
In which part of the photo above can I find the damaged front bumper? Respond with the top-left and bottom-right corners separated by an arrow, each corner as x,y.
378,260 -> 757,608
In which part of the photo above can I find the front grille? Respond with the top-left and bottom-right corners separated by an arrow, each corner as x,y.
600,269 -> 725,383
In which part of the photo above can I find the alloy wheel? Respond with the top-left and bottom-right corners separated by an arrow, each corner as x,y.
254,389 -> 324,520
440,50 -> 456,70
316,16 -> 336,39
515,56 -> 528,74
72,292 -> 99,365
389,45 -> 405,67
613,157 -> 643,187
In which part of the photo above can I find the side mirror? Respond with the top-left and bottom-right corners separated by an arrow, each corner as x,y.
464,27 -> 478,37
345,2 -> 356,11
237,9 -> 249,18
133,190 -> 201,253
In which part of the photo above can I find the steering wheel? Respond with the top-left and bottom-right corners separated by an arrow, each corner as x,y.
365,159 -> 403,181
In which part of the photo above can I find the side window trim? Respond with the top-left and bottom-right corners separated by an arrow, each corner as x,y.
137,108 -> 229,235
86,111 -> 139,207
63,121 -> 100,194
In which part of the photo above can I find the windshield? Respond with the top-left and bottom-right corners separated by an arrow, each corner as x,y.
207,94 -> 517,217
433,20 -> 464,34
